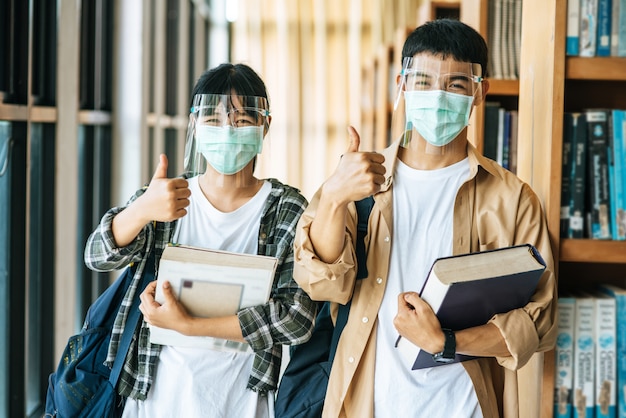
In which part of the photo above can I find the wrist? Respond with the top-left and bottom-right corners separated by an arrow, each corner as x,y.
432,328 -> 456,363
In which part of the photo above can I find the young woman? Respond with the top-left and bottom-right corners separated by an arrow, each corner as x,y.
84,63 -> 316,417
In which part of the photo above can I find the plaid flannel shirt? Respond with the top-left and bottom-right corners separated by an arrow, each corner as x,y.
84,178 -> 316,399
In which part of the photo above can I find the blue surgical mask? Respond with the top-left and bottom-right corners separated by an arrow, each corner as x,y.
196,125 -> 264,175
404,90 -> 474,147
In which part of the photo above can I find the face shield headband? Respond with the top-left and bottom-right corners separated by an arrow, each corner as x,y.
183,94 -> 270,181
392,56 -> 483,154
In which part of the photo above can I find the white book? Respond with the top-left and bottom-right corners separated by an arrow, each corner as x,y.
555,296 -> 576,418
567,0 -> 581,55
573,293 -> 596,418
593,292 -> 617,418
148,244 -> 278,351
580,0 -> 599,56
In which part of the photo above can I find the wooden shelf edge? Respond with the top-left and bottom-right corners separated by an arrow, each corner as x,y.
486,79 -> 519,96
565,57 -> 626,80
560,239 -> 626,263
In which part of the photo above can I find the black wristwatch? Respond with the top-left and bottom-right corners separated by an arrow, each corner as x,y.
432,328 -> 456,363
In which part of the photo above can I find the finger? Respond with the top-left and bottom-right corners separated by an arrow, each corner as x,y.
403,292 -> 421,309
161,281 -> 177,303
346,126 -> 361,153
152,154 -> 169,181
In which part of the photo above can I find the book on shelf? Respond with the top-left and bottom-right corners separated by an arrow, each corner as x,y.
609,109 -> 626,240
567,0 -> 581,55
488,0 -> 504,79
610,0 -> 622,55
592,291 -> 617,418
508,110 -> 519,174
616,0 -> 626,56
554,296 -> 577,418
580,0 -> 599,56
395,244 -> 546,370
483,102 -> 501,161
563,112 -> 588,238
598,284 -> 626,418
596,0 -> 613,56
148,244 -> 278,351
572,292 -> 596,418
561,116 -> 575,237
585,109 -> 612,239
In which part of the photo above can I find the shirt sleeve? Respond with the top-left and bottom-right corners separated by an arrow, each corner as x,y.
489,183 -> 558,370
292,190 -> 359,305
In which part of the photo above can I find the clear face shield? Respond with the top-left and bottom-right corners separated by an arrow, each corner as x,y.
391,55 -> 483,155
183,94 -> 270,187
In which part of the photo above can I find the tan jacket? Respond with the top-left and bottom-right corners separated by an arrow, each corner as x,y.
293,140 -> 557,418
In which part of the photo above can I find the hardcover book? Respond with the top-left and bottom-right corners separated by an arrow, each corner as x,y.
564,112 -> 588,238
567,0 -> 581,55
395,244 -> 546,370
598,284 -> 626,418
585,109 -> 612,239
555,296 -> 576,418
148,244 -> 278,351
609,109 -> 625,240
573,293 -> 596,418
593,292 -> 617,418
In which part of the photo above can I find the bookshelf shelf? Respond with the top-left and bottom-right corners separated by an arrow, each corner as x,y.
560,239 -> 626,263
565,57 -> 626,81
486,79 -> 519,96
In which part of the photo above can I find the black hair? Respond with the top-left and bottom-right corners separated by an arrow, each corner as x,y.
402,19 -> 489,77
190,63 -> 270,109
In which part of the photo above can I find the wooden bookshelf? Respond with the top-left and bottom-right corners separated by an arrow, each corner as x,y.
565,57 -> 626,80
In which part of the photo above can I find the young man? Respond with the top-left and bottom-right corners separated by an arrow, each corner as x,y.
292,19 -> 557,417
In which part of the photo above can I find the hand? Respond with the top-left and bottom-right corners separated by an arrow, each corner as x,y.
321,126 -> 386,205
393,292 -> 445,354
139,280 -> 192,334
137,154 -> 191,223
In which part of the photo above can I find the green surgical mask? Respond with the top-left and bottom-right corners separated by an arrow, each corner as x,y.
196,125 -> 264,175
404,90 -> 474,147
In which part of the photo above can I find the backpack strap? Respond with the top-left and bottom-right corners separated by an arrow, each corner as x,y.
330,195 -> 375,361
109,250 -> 158,387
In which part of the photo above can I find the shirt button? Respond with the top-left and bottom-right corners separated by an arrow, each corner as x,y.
362,317 -> 368,323
384,236 -> 390,242
376,277 -> 383,284
348,357 -> 355,363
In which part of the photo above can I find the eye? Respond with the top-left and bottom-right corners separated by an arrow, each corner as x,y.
200,115 -> 223,126
444,75 -> 473,94
231,111 -> 259,127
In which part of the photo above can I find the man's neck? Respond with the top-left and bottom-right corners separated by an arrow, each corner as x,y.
398,135 -> 468,170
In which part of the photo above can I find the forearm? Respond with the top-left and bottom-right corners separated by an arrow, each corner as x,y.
181,315 -> 246,343
111,197 -> 152,248
455,323 -> 510,358
309,192 -> 350,263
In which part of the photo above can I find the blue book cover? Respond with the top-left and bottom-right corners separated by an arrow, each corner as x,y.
580,0 -> 599,56
555,297 -> 577,418
573,293 -> 596,418
568,0 -> 581,55
599,284 -> 626,418
609,110 -> 626,240
597,0 -> 613,56
585,109 -> 612,239
593,293 -> 617,418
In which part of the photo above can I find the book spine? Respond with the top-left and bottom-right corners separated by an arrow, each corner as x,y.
597,0 -> 613,56
562,113 -> 575,238
586,109 -> 613,239
619,0 -> 626,56
568,0 -> 582,55
610,110 -> 626,240
610,0 -> 622,55
580,0 -> 599,56
555,297 -> 577,418
595,296 -> 617,418
615,292 -> 626,418
573,295 -> 596,418
483,102 -> 501,161
570,113 -> 588,238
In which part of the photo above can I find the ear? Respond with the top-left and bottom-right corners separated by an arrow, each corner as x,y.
474,79 -> 490,106
264,115 -> 272,136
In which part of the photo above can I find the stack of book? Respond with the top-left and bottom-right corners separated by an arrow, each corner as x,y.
487,0 -> 523,79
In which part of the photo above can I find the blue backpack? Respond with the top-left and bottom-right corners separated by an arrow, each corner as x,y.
275,196 -> 374,418
44,252 -> 156,418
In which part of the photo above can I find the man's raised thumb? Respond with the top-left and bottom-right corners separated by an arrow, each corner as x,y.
346,125 -> 361,153
152,154 -> 169,180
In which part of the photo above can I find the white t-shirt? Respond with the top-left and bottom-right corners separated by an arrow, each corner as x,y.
122,177 -> 274,418
373,158 -> 483,418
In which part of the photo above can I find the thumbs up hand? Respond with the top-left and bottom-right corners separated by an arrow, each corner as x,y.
139,154 -> 191,222
321,126 -> 386,205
